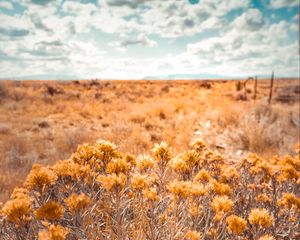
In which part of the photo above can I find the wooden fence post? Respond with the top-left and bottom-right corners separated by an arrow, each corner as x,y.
268,71 -> 274,105
254,75 -> 258,100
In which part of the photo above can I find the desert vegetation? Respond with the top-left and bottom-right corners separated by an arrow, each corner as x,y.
0,79 -> 299,239
0,79 -> 299,202
0,139 -> 299,239
1,0 -> 299,238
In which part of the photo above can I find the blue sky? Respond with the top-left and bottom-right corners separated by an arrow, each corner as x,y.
0,0 -> 299,79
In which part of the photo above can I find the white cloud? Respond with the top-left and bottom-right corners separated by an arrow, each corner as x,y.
0,38 -> 107,79
87,0 -> 251,37
0,14 -> 31,40
105,0 -> 151,9
186,13 -> 298,77
267,0 -> 299,9
232,8 -> 265,31
0,0 -> 298,79
109,33 -> 157,52
0,14 -> 29,31
61,1 -> 97,15
0,1 -> 14,10
199,0 -> 252,17
12,0 -> 252,41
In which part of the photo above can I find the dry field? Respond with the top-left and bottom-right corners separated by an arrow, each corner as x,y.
0,79 -> 299,202
0,79 -> 299,239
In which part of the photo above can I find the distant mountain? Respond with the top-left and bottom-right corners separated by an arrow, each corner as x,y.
142,73 -> 294,80
0,73 -> 296,81
143,73 -> 238,80
0,74 -> 80,80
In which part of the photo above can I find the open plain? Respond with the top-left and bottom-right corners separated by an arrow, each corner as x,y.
0,79 -> 299,201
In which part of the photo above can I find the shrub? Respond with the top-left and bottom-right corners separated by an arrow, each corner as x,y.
0,139 -> 299,239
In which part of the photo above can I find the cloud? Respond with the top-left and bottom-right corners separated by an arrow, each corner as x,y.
29,14 -> 53,33
19,0 -> 54,6
0,14 -> 30,39
266,0 -> 299,9
199,0 -> 252,16
105,0 -> 151,9
0,14 -> 29,31
0,28 -> 29,39
109,33 -> 157,51
186,13 -> 298,77
0,1 -> 14,10
61,1 -> 97,15
0,0 -> 298,79
232,8 -> 265,31
20,0 -> 61,18
89,0 -> 251,37
0,37 -> 107,79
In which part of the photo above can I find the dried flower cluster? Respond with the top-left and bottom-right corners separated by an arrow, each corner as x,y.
38,224 -> 69,240
0,139 -> 299,239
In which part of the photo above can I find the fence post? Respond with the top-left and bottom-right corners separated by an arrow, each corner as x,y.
244,79 -> 247,99
254,75 -> 258,100
268,71 -> 274,105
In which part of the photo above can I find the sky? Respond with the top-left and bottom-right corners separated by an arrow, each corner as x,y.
0,0 -> 299,80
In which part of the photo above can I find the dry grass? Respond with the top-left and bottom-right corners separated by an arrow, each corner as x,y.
0,79 -> 299,203
208,102 -> 299,158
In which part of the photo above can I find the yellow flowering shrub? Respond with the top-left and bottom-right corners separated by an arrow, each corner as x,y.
211,181 -> 231,195
248,208 -> 274,228
97,173 -> 127,191
185,230 -> 201,240
64,193 -> 90,214
131,173 -> 155,191
211,196 -> 233,213
170,157 -> 191,175
38,224 -> 69,240
25,164 -> 57,190
181,150 -> 200,168
142,187 -> 159,202
191,139 -> 207,152
0,139 -> 299,239
255,194 -> 272,204
52,160 -> 81,179
194,169 -> 211,183
106,157 -> 130,175
136,154 -> 155,172
167,180 -> 192,198
152,141 -> 172,164
258,234 -> 276,240
35,201 -> 64,221
2,197 -> 31,226
226,214 -> 247,235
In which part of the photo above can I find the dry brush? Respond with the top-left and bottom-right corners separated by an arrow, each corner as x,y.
0,140 -> 299,240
